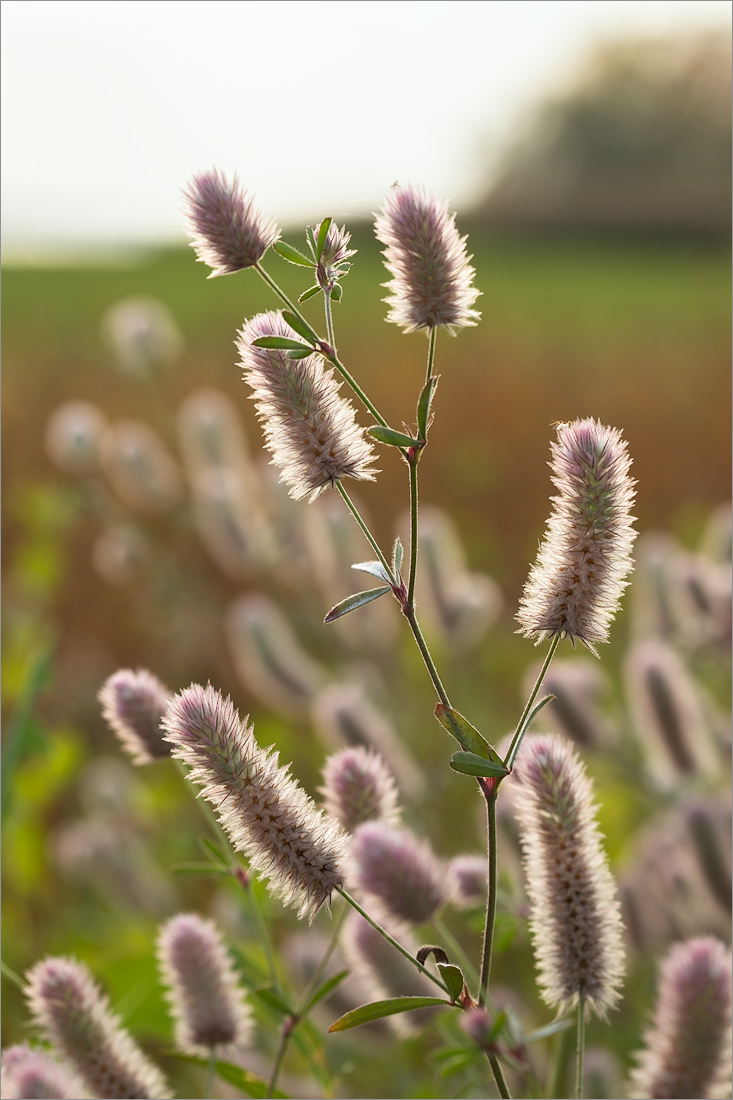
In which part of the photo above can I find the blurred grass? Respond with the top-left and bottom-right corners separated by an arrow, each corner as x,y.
2,230 -> 730,1094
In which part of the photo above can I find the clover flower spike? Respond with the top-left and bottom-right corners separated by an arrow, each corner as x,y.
182,168 -> 279,276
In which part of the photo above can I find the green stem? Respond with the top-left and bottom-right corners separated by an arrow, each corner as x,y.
576,998 -> 586,1100
266,1017 -> 294,1100
323,289 -> 336,354
298,900 -> 349,1012
425,325 -> 437,384
204,1047 -> 217,1100
403,606 -> 452,708
338,888 -> 449,995
431,917 -> 478,987
336,483 -> 396,584
503,635 -> 561,770
407,457 -> 419,609
547,1019 -> 572,1099
478,787 -> 498,1007
487,1052 -> 512,1099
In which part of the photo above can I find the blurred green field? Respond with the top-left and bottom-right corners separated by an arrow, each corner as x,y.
2,231 -> 730,1098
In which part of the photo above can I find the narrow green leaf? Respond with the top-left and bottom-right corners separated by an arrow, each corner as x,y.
437,963 -> 465,1003
198,835 -> 228,863
434,704 -> 491,758
505,694 -> 555,771
2,631 -> 57,820
273,240 -> 314,267
286,348 -> 313,360
351,560 -> 391,584
302,969 -> 349,1014
449,751 -> 510,779
170,862 -> 231,878
323,586 -> 391,624
254,986 -> 294,1015
251,336 -> 311,351
281,310 -> 317,344
328,996 -> 447,1032
316,217 -> 332,261
368,425 -> 420,449
526,1017 -> 573,1044
305,225 -> 318,258
1,961 -> 24,990
170,1055 -> 286,1099
417,374 -> 440,441
331,282 -> 343,303
298,285 -> 321,303
392,537 -> 404,577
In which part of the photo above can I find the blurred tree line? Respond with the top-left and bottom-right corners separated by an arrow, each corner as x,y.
472,31 -> 731,235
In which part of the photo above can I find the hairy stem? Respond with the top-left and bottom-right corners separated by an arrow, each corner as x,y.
478,786 -> 498,1007
338,888 -> 449,995
266,1016 -> 294,1099
503,635 -> 561,770
403,606 -> 452,708
336,483 -> 396,584
297,900 -> 349,1013
576,998 -> 586,1100
487,1052 -> 512,1099
323,289 -> 336,354
407,457 -> 420,609
425,325 -> 437,384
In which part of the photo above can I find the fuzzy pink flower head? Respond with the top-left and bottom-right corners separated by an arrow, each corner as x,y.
25,956 -> 170,1099
320,746 -> 400,832
1,1043 -> 80,1100
349,820 -> 449,925
182,169 -> 279,276
374,183 -> 480,333
98,667 -> 172,765
516,418 -> 637,654
163,683 -> 348,920
513,733 -> 625,1019
237,311 -> 376,501
157,913 -> 252,1058
628,937 -> 732,1100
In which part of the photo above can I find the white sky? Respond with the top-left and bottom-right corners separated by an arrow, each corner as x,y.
2,0 -> 730,252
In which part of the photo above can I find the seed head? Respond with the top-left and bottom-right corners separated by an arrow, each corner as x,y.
374,183 -> 480,333
516,418 -> 637,654
157,913 -> 253,1058
238,311 -> 376,501
163,683 -> 348,921
349,820 -> 448,925
25,955 -> 170,1099
1,1043 -> 80,1100
99,668 -> 172,765
320,747 -> 400,832
182,169 -> 279,276
513,734 -> 625,1018
628,937 -> 732,1100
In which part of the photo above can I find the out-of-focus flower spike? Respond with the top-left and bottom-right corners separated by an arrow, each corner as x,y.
516,418 -> 637,653
513,733 -> 625,1018
1,1043 -> 81,1100
45,401 -> 107,477
98,667 -> 172,765
349,820 -> 449,925
683,794 -> 733,913
320,746 -> 400,832
25,956 -> 170,1099
101,420 -> 182,514
237,311 -> 376,502
92,524 -> 150,586
182,168 -> 279,276
162,683 -> 348,921
157,913 -> 253,1058
627,937 -> 732,1100
103,296 -> 183,375
448,854 -> 487,909
524,657 -> 612,749
374,183 -> 480,333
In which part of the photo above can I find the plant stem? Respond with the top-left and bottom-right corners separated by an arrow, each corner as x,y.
323,289 -> 336,353
487,1052 -> 512,1099
546,1020 -> 573,1099
478,786 -> 498,1007
407,457 -> 420,609
338,888 -> 450,995
503,635 -> 561,770
298,899 -> 349,1013
403,606 -> 452,708
204,1047 -> 217,1100
336,482 -> 396,583
266,1016 -> 294,1099
431,917 -> 478,987
575,998 -> 586,1100
425,325 -> 437,384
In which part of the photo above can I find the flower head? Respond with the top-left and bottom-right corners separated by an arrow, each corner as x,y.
516,418 -> 637,654
513,734 -> 625,1018
628,937 -> 732,1100
157,913 -> 253,1058
25,956 -> 170,1099
349,820 -> 449,925
45,401 -> 107,476
320,747 -> 400,832
163,683 -> 347,920
1,1043 -> 80,1100
237,311 -> 376,501
374,183 -> 480,333
182,168 -> 279,276
99,667 -> 172,764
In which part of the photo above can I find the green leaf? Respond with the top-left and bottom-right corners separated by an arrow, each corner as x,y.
170,862 -> 231,878
2,631 -> 57,821
286,348 -> 314,360
434,703 -> 492,759
417,374 -> 440,441
298,284 -> 321,304
331,282 -> 343,303
323,586 -> 391,624
171,1055 -> 286,1099
351,560 -> 391,584
449,752 -> 510,779
316,217 -> 332,261
392,537 -> 404,577
368,425 -> 420,449
328,996 -> 447,1032
305,225 -> 318,258
281,310 -> 317,344
273,240 -> 314,267
302,969 -> 349,1013
251,336 -> 311,351
504,693 -> 555,771
526,1016 -> 573,1044
254,986 -> 294,1015
437,963 -> 465,1003
198,834 -> 229,863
